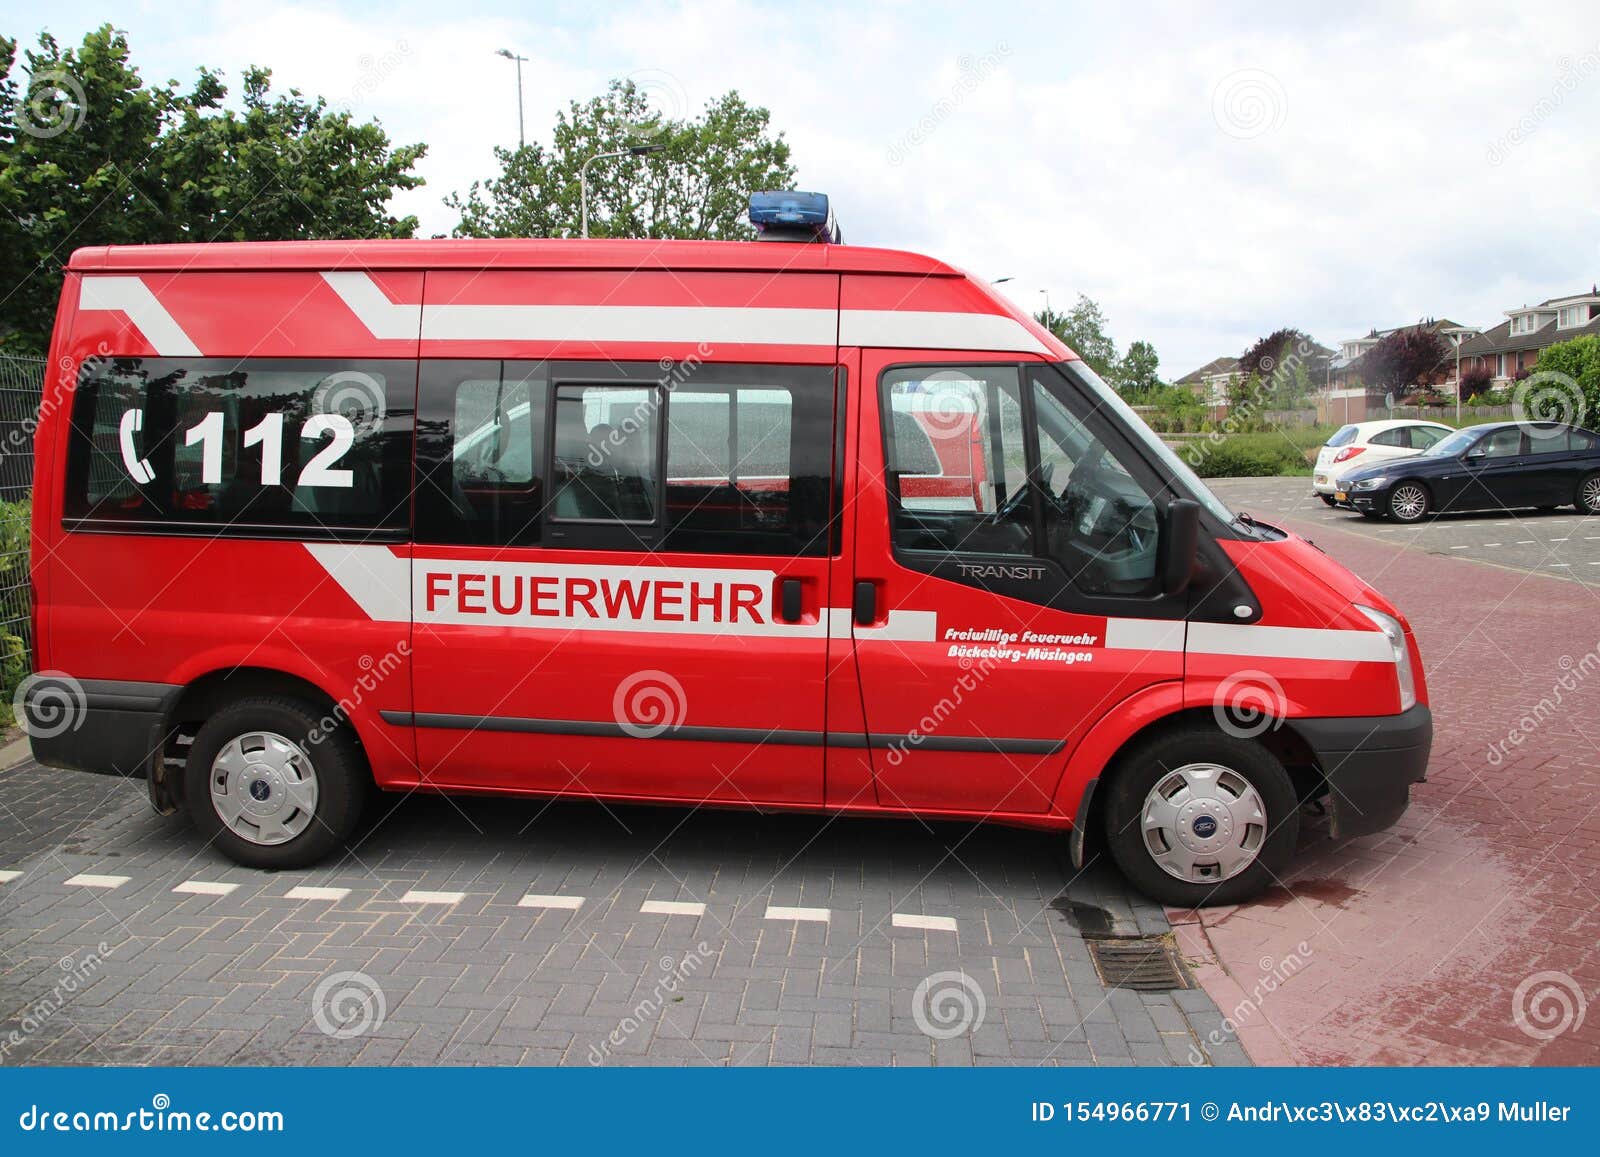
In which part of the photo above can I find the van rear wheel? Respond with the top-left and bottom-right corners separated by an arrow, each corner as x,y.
1102,727 -> 1298,907
184,696 -> 368,870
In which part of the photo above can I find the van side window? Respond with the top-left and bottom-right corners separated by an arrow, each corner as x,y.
881,367 -> 1034,557
550,384 -> 660,524
64,357 -> 413,536
415,360 -> 548,547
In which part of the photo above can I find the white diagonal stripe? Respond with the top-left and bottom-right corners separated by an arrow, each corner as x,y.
0,870 -> 22,884
284,885 -> 350,901
892,913 -> 958,932
640,899 -> 705,916
764,905 -> 830,922
401,889 -> 464,905
174,880 -> 238,896
519,894 -> 584,910
64,873 -> 129,889
79,276 -> 202,356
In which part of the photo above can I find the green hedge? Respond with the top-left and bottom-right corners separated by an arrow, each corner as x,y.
1182,434 -> 1314,478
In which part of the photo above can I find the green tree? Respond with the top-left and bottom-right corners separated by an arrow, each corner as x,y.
1116,339 -> 1162,398
450,80 -> 794,239
1529,335 -> 1600,427
1035,294 -> 1118,380
0,25 -> 425,354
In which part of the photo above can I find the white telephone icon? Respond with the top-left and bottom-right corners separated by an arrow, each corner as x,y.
119,408 -> 155,484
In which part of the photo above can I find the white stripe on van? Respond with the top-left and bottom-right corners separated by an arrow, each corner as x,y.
78,277 -> 202,357
1186,621 -> 1393,663
321,271 -> 1047,354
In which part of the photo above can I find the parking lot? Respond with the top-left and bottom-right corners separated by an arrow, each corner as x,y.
0,751 -> 1240,1068
1209,476 -> 1600,586
2,473 -> 1594,1069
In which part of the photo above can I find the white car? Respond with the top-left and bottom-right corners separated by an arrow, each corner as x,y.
1313,419 -> 1454,504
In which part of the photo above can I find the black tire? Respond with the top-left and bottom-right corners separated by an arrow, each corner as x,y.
1576,472 -> 1600,515
184,695 -> 370,870
1386,481 -> 1430,523
1102,726 -> 1299,908
1318,494 -> 1337,507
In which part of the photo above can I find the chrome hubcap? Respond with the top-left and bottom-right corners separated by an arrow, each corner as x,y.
210,731 -> 319,846
1141,763 -> 1268,884
1583,477 -> 1600,512
1391,485 -> 1426,520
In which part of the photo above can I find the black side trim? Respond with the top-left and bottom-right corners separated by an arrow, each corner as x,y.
25,678 -> 182,780
382,710 -> 1064,754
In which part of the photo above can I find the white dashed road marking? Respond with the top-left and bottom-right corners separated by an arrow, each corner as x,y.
892,913 -> 958,932
765,905 -> 831,923
519,894 -> 584,910
0,870 -> 21,884
173,880 -> 238,896
64,874 -> 129,889
1483,542 -> 1501,547
284,885 -> 350,901
641,900 -> 706,917
401,890 -> 465,905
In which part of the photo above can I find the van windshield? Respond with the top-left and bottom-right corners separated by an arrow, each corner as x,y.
1053,360 -> 1237,526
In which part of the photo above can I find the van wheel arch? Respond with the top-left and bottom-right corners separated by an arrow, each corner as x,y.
1072,708 -> 1322,869
156,667 -> 371,809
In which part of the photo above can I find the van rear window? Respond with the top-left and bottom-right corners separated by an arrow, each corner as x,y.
64,358 -> 414,536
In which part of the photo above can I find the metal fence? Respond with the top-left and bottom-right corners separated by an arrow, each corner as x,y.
0,355 -> 44,700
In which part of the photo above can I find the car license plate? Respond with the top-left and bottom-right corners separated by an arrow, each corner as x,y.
1334,490 -> 1348,502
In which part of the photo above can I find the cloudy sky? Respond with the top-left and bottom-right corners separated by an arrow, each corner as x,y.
10,0 -> 1600,373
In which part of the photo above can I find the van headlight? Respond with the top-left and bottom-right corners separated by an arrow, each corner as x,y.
1348,476 -> 1388,491
1355,604 -> 1416,712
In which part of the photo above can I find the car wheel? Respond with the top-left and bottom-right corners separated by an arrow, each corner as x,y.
1318,494 -> 1337,507
1387,482 -> 1429,523
1577,472 -> 1600,515
1102,726 -> 1299,908
184,695 -> 369,870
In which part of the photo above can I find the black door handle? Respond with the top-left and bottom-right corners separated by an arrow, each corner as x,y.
853,580 -> 877,627
779,578 -> 803,623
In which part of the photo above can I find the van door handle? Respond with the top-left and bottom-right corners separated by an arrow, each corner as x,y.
779,578 -> 803,623
853,580 -> 877,626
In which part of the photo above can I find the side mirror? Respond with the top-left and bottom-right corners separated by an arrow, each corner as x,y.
1464,448 -> 1485,462
1162,498 -> 1201,597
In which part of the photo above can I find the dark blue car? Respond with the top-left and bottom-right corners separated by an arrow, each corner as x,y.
1335,421 -> 1600,522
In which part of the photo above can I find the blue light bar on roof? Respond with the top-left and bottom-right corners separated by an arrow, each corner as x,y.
748,191 -> 842,243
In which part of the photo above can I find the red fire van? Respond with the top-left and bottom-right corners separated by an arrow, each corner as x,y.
23,196 -> 1431,905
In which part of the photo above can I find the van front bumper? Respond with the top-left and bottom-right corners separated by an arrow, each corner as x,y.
1290,705 -> 1432,838
22,678 -> 180,781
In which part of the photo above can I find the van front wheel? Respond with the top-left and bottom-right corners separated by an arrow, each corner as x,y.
1103,727 -> 1298,907
184,696 -> 368,870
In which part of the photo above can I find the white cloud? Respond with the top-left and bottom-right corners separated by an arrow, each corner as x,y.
24,0 -> 1600,372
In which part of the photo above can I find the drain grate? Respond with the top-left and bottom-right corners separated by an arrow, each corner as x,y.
1087,937 -> 1190,992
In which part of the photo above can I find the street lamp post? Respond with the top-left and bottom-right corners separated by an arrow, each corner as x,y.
1453,333 -> 1466,423
494,49 -> 527,149
580,144 -> 665,238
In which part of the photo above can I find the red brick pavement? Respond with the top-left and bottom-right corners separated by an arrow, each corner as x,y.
1174,519 -> 1600,1066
